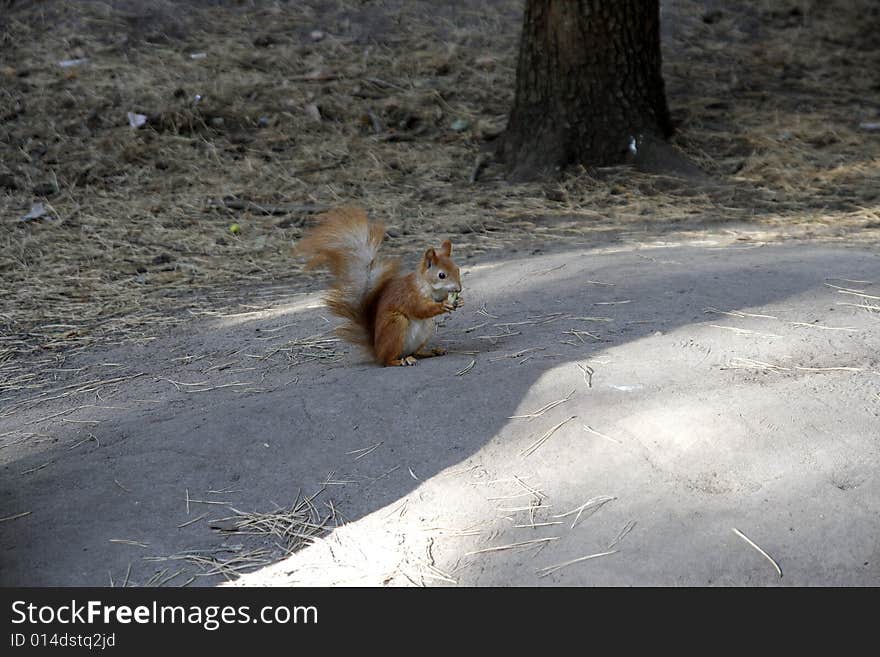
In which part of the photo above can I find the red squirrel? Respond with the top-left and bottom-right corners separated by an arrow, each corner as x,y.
296,206 -> 463,366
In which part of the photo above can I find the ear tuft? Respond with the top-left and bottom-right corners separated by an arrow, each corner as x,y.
424,248 -> 436,267
440,240 -> 452,256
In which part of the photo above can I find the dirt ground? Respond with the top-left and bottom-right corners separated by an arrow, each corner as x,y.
1,1 -> 879,586
3,239 -> 879,586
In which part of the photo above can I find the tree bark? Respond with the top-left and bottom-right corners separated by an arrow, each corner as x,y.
502,0 -> 672,181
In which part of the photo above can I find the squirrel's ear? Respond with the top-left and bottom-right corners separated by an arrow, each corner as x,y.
440,240 -> 452,256
424,248 -> 436,268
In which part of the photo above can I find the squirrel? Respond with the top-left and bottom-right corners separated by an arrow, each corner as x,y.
296,206 -> 463,366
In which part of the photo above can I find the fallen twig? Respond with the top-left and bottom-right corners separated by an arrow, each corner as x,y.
456,359 -> 476,376
732,528 -> 782,578
520,416 -> 577,457
0,511 -> 31,523
536,550 -> 618,577
582,424 -> 622,445
509,389 -> 576,420
608,520 -> 637,549
465,537 -> 559,556
576,362 -> 594,387
553,495 -> 616,528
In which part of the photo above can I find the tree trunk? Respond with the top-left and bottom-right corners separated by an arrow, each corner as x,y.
502,0 -> 672,181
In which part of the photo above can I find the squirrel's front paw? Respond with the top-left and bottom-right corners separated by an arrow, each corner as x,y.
445,292 -> 463,311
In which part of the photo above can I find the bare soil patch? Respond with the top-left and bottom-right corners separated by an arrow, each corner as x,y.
2,0 -> 879,397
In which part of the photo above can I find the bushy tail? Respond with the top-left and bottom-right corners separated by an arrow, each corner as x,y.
296,206 -> 398,349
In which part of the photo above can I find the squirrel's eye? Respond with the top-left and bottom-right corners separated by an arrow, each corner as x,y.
439,272 -> 446,279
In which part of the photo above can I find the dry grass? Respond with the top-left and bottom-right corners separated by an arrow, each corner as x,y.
211,488 -> 337,555
1,0 -> 879,400
141,487 -> 337,584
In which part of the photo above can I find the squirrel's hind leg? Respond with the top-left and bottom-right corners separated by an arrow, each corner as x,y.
413,346 -> 447,358
375,313 -> 410,367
